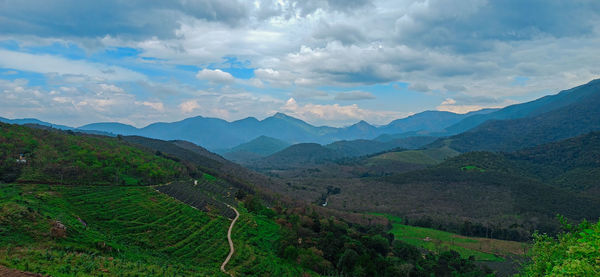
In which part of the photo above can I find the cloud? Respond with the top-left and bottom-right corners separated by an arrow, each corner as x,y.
196,69 -> 235,84
281,97 -> 406,126
179,100 -> 200,113
436,98 -> 517,114
334,90 -> 375,100
408,83 -> 430,92
314,22 -> 366,45
1,1 -> 600,127
0,49 -> 145,81
0,0 -> 251,39
393,0 -> 600,53
138,101 -> 165,112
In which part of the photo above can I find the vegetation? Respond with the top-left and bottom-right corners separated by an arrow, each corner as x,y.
0,123 -> 187,185
520,218 -> 600,276
223,135 -> 291,162
432,81 -> 600,153
367,147 -> 459,166
245,200 -> 494,276
0,183 -> 230,276
378,214 -> 527,262
157,179 -> 239,219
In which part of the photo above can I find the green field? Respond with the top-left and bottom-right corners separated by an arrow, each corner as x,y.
376,214 -> 528,262
368,147 -> 459,165
0,183 -> 307,276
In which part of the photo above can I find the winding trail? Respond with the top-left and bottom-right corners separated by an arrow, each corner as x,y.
220,204 -> 240,276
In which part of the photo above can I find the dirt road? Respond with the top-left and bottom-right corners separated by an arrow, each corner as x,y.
220,204 -> 240,276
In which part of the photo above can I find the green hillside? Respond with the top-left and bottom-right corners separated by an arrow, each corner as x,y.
0,184 -> 230,276
368,147 -> 459,165
0,123 -> 187,185
431,82 -> 600,153
225,136 -> 291,157
440,132 -> 600,194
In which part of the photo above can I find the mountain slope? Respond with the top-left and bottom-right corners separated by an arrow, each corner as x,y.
325,136 -> 438,158
79,122 -> 140,135
0,117 -> 73,130
0,122 -> 187,185
507,131 -> 600,193
432,84 -> 600,152
445,79 -> 600,134
225,136 -> 291,156
252,143 -> 346,169
382,109 -> 497,134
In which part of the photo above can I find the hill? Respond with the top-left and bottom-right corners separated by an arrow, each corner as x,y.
246,136 -> 439,170
0,183 -> 308,276
79,122 -> 140,135
431,81 -> 600,152
447,131 -> 600,194
0,117 -> 73,130
325,136 -> 438,158
444,79 -> 600,134
256,132 -> 600,244
0,123 -> 495,276
252,143 -> 346,169
382,109 -> 497,134
221,136 -> 291,163
0,123 -> 187,185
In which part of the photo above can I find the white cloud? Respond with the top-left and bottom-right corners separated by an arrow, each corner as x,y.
196,69 -> 235,84
436,98 -> 517,114
137,101 -> 165,112
179,100 -> 200,113
281,97 -> 407,126
0,49 -> 146,81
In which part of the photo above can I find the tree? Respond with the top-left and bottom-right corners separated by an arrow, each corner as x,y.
520,219 -> 599,276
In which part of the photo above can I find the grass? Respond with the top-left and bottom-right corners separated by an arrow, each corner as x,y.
368,147 -> 460,166
374,213 -> 528,262
461,165 -> 486,172
228,205 -> 312,276
0,183 -> 230,276
0,183 -> 313,276
202,173 -> 217,182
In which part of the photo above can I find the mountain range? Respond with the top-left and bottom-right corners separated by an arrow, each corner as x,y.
431,79 -> 600,152
74,109 -> 497,151
3,79 -> 600,156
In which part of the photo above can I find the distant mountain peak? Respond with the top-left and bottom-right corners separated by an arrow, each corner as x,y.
349,120 -> 374,128
272,112 -> 293,119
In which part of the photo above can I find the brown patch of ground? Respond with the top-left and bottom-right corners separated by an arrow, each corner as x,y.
0,265 -> 45,277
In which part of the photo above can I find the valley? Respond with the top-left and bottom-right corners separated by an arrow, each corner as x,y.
2,79 -> 600,276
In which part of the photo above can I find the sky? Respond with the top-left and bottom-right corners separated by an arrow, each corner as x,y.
0,0 -> 599,127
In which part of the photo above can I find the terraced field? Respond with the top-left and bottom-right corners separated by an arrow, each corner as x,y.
0,184 -> 230,276
156,180 -> 313,276
228,206 -> 310,276
157,175 -> 238,219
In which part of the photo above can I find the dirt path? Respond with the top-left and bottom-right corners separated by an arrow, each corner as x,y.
220,204 -> 240,276
0,265 -> 44,276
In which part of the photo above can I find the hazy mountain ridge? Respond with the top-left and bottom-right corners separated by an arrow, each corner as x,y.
444,79 -> 600,134
430,80 -> 600,152
75,109 -> 497,150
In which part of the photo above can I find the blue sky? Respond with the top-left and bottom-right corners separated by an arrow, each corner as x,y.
0,0 -> 599,127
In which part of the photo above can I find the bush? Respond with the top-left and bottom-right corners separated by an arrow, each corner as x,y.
520,219 -> 599,276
